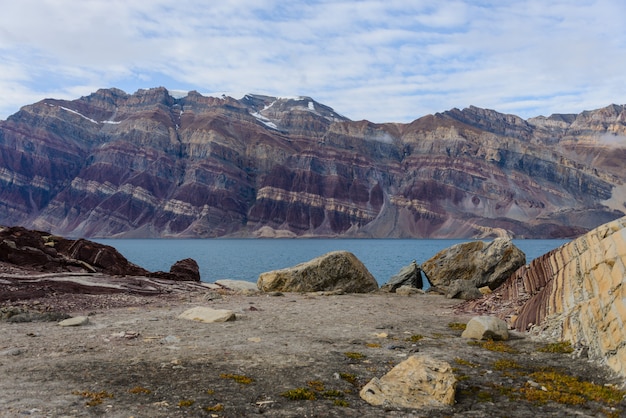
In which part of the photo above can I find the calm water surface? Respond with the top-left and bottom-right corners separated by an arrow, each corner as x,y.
96,239 -> 568,286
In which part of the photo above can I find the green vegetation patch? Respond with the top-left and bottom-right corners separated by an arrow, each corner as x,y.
205,403 -> 224,412
177,399 -> 195,407
537,341 -> 574,354
307,380 -> 325,392
281,387 -> 316,400
468,339 -> 519,353
339,372 -> 358,386
448,322 -> 467,331
128,386 -> 151,394
405,334 -> 424,342
344,351 -> 366,360
454,357 -> 479,368
493,359 -> 522,371
322,389 -> 345,399
519,370 -> 626,406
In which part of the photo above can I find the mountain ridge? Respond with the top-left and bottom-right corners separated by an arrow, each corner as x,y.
1,87 -> 624,238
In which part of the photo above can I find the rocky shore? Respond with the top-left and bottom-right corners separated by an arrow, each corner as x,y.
2,219 -> 626,417
1,267 -> 624,417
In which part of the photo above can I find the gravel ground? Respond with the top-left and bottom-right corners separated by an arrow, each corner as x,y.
1,274 -> 625,417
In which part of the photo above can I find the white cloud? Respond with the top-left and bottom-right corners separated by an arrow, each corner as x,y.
1,0 -> 625,122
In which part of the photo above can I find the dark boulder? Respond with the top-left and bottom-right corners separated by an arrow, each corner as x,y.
168,258 -> 201,282
380,261 -> 424,293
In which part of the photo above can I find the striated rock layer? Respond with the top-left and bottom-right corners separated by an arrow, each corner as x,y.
1,88 -> 625,238
466,216 -> 626,379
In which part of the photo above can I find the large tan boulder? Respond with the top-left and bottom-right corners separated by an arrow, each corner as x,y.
421,238 -> 525,299
360,355 -> 457,409
257,251 -> 378,293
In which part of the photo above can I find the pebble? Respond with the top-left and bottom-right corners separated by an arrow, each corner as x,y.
58,316 -> 89,327
161,335 -> 181,344
0,348 -> 25,356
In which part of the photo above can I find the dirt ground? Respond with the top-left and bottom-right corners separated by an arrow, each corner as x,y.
1,283 -> 625,417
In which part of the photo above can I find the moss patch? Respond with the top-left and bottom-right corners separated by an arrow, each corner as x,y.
537,341 -> 574,354
281,387 -> 316,401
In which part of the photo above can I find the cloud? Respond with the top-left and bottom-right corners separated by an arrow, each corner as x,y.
1,0 -> 625,122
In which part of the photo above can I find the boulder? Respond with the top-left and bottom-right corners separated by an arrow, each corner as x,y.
380,260 -> 424,292
169,258 -> 201,281
421,238 -> 525,299
359,355 -> 457,409
461,316 -> 509,340
178,307 -> 236,323
257,251 -> 378,293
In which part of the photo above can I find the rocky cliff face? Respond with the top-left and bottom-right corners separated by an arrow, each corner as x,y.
0,88 -> 624,238
465,216 -> 626,379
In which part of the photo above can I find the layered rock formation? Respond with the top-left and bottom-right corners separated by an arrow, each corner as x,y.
1,88 -> 624,238
466,216 -> 626,379
0,225 -> 199,281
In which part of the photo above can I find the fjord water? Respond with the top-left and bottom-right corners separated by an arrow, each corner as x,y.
96,239 -> 568,286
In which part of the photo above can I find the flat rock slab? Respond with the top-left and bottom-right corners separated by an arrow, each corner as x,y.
178,307 -> 236,323
58,316 -> 89,327
214,279 -> 259,291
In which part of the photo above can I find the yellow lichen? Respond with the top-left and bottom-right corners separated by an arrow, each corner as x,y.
205,403 -> 224,412
307,380 -> 325,392
344,351 -> 365,360
448,322 -> 467,331
128,386 -> 151,394
72,390 -> 114,407
177,399 -> 195,407
537,341 -> 574,354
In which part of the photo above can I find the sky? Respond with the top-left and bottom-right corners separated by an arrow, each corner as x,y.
1,0 -> 625,123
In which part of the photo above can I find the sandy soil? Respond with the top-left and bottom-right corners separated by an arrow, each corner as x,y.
1,284 -> 625,417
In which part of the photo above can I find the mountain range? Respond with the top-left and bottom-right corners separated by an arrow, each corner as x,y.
1,87 -> 624,238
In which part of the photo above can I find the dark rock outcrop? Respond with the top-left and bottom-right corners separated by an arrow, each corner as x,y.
380,261 -> 424,292
421,238 -> 526,299
1,88 -> 624,239
0,225 -> 199,281
150,258 -> 201,282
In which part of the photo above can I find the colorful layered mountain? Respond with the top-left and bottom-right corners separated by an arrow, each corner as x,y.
0,87 -> 624,238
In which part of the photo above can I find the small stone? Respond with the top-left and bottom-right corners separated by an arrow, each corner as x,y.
178,307 -> 236,323
395,286 -> 422,296
461,316 -> 509,341
479,286 -> 492,295
161,335 -> 181,344
0,348 -> 25,356
58,316 -> 89,327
